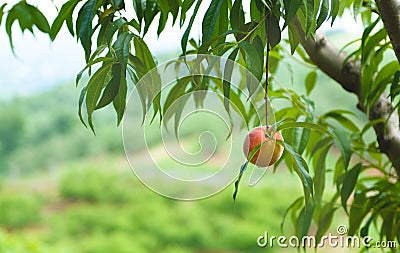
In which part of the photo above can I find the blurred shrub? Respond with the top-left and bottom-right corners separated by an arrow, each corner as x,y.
77,232 -> 152,253
0,195 -> 41,229
0,108 -> 25,156
59,168 -> 130,203
0,229 -> 46,253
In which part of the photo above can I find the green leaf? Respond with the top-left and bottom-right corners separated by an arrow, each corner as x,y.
51,0 -> 81,39
360,212 -> 376,237
361,17 -> 380,60
113,70 -> 127,125
162,77 -> 191,126
353,0 -> 362,19
211,0 -> 228,54
268,14 -> 281,48
309,137 -> 332,157
329,128 -> 352,170
167,0 -> 180,23
277,121 -> 330,135
110,0 -> 125,10
381,211 -> 395,240
362,28 -> 387,62
181,0 -> 202,54
283,0 -> 301,28
180,0 -> 195,26
27,4 -> 50,33
223,48 -> 239,113
348,190 -> 368,235
133,0 -> 144,23
280,197 -> 304,232
302,0 -> 314,36
281,141 -> 314,204
313,144 -> 331,200
330,0 -> 339,25
78,85 -> 88,127
76,56 -> 116,86
134,36 -> 160,121
239,41 -> 263,81
315,203 -> 337,243
291,117 -> 312,156
374,61 -> 400,90
202,0 -> 224,43
99,17 -> 127,46
322,110 -> 360,132
113,32 -> 134,74
157,1 -> 169,35
77,0 -> 97,62
300,199 -> 316,237
143,0 -> 159,35
129,54 -> 148,77
305,71 -> 317,95
341,163 -> 362,213
230,0 -> 245,31
13,4 -> 34,33
232,161 -> 249,203
5,7 -> 21,51
316,0 -> 329,29
129,18 -> 141,33
127,66 -> 147,124
174,90 -> 191,136
0,3 -> 7,27
390,70 -> 400,101
134,36 -> 156,70
96,63 -> 122,109
288,22 -> 300,54
86,63 -> 113,132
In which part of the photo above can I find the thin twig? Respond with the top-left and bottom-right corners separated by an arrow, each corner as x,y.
265,14 -> 270,131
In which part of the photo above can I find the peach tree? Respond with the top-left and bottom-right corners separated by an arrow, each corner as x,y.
1,0 -> 400,248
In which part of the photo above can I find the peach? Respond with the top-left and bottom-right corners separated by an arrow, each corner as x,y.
243,126 -> 284,167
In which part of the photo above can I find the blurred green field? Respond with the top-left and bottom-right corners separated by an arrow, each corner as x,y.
0,158 -> 303,253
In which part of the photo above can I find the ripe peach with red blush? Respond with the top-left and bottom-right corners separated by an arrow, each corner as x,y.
243,126 -> 284,167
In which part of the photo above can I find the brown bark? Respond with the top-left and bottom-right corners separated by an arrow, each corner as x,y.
294,19 -> 400,177
375,0 -> 400,63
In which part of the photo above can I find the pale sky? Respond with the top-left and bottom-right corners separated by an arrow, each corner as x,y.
0,0 -> 361,99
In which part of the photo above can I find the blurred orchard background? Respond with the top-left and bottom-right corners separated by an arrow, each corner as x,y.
0,0 -> 366,252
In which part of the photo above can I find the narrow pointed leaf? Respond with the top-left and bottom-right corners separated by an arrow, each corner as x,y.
305,71 -> 317,95
233,161 -> 249,203
77,0 -> 97,62
239,41 -> 263,81
341,163 -> 362,213
329,128 -> 352,170
96,63 -> 122,109
113,32 -> 134,73
202,0 -> 224,43
281,141 -> 314,204
78,85 -> 88,127
0,3 -> 7,27
113,72 -> 128,125
223,48 -> 239,113
86,64 -> 113,132
283,0 -> 301,28
330,0 -> 339,25
181,0 -> 201,54
316,0 -> 329,29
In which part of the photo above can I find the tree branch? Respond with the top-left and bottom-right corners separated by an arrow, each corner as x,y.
294,19 -> 400,177
375,0 -> 400,63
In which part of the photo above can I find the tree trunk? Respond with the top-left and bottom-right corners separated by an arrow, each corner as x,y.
294,19 -> 400,177
375,0 -> 400,63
